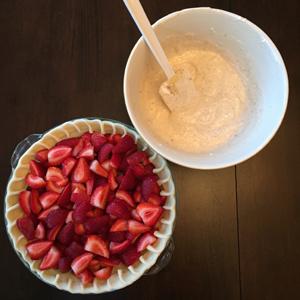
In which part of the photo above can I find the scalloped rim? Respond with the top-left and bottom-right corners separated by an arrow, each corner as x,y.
4,118 -> 176,294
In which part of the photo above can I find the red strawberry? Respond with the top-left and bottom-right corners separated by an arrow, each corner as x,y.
128,220 -> 150,235
65,241 -> 85,259
19,190 -> 31,215
73,200 -> 92,223
35,222 -> 46,239
113,135 -> 136,154
148,194 -> 165,206
91,132 -> 107,151
90,160 -> 108,178
65,211 -> 73,223
46,167 -> 65,182
126,232 -> 141,244
72,182 -> 86,192
62,157 -> 76,177
94,266 -> 112,280
109,240 -> 130,254
78,143 -> 94,160
72,138 -> 84,157
115,190 -> 135,207
39,246 -> 61,270
38,205 -> 59,221
29,160 -> 45,177
90,184 -> 109,209
141,176 -> 160,200
84,235 -> 109,258
108,133 -> 122,144
110,219 -> 128,232
127,151 -> 149,166
26,240 -> 53,260
25,174 -> 46,189
86,175 -> 95,196
71,190 -> 89,205
57,137 -> 80,148
84,215 -> 109,234
119,156 -> 129,172
57,183 -> 71,207
17,216 -> 35,240
74,223 -> 85,235
106,199 -> 131,220
136,233 -> 157,252
107,231 -> 126,243
35,149 -> 49,163
98,143 -> 113,163
86,208 -> 103,218
57,222 -> 74,245
136,203 -> 163,227
110,153 -> 122,169
98,257 -> 121,267
78,269 -> 93,285
144,163 -> 155,175
48,145 -> 72,166
132,164 -> 146,178
121,245 -> 140,266
58,256 -> 72,272
108,169 -> 118,191
131,209 -> 142,222
101,160 -> 112,171
46,181 -> 64,194
39,191 -> 60,209
47,224 -> 63,241
88,259 -> 102,272
72,158 -> 91,183
119,169 -> 136,190
133,188 -> 142,203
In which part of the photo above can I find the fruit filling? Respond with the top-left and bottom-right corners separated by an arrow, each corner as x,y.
16,132 -> 165,284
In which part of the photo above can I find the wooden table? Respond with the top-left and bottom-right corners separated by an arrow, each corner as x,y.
1,1 -> 299,299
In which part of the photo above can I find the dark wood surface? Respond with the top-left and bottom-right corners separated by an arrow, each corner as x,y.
0,1 -> 299,299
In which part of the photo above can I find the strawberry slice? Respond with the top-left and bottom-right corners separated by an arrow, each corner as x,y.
101,160 -> 112,171
113,135 -> 136,154
74,223 -> 86,235
84,215 -> 109,234
73,200 -> 92,223
131,164 -> 146,178
48,145 -> 72,166
72,137 -> 84,157
126,232 -> 141,244
46,208 -> 68,228
38,205 -> 59,220
71,190 -> 89,205
91,132 -> 107,151
121,245 -> 140,266
46,167 -> 65,182
108,231 -> 126,243
29,160 -> 45,177
39,191 -> 60,209
90,184 -> 110,209
98,257 -> 121,267
78,143 -> 94,160
46,181 -> 64,194
86,174 -> 95,196
65,210 -> 73,223
136,203 -> 163,227
78,269 -> 93,285
110,153 -> 122,169
65,241 -> 85,259
19,190 -> 31,215
72,158 -> 91,183
108,169 -> 118,191
127,151 -> 149,166
58,257 -> 72,273
119,168 -> 136,190
115,190 -> 135,207
86,208 -> 103,218
25,174 -> 46,189
98,143 -> 113,163
35,149 -> 49,163
128,220 -> 150,234
56,137 -> 80,148
17,216 -> 35,240
94,266 -> 112,280
148,194 -> 166,206
136,233 -> 157,252
72,182 -> 86,192
26,240 -> 53,260
84,235 -> 109,258
39,246 -> 61,270
88,259 -> 102,272
106,199 -> 131,220
35,222 -> 46,239
62,157 -> 76,177
57,183 -> 71,207
90,160 -> 108,178
109,240 -> 130,254
141,176 -> 160,201
47,224 -> 63,241
131,209 -> 142,222
133,187 -> 142,203
110,219 -> 128,232
57,223 -> 74,245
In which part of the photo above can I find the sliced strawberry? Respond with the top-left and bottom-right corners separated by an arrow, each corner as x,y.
106,199 -> 131,220
78,269 -> 94,285
73,200 -> 92,223
110,153 -> 122,169
91,132 -> 107,151
128,220 -> 150,235
148,194 -> 165,206
86,174 -> 95,196
107,231 -> 126,243
119,156 -> 129,172
90,160 -> 108,178
39,246 -> 61,270
57,223 -> 74,245
35,222 -> 46,239
94,266 -> 112,280
84,235 -> 109,258
98,143 -> 113,163
57,137 -> 80,148
88,259 -> 102,272
26,240 -> 53,260
84,215 -> 109,234
78,143 -> 94,160
47,224 -> 63,241
86,208 -> 103,218
35,149 -> 49,163
48,145 -> 72,166
131,209 -> 142,222
17,216 -> 35,240
121,245 -> 140,266
46,208 -> 68,228
29,160 -> 45,177
110,219 -> 128,232
109,240 -> 130,254
65,211 -> 73,223
71,190 -> 89,205
108,169 -> 118,191
127,151 -> 149,166
57,183 -> 72,207
101,160 -> 112,171
98,257 -> 121,267
72,158 -> 91,183
65,241 -> 85,259
113,135 -> 136,154
72,138 -> 84,157
136,203 -> 163,227
90,184 -> 110,209
38,205 -> 59,220
46,181 -> 64,194
74,223 -> 85,235
136,233 -> 157,252
133,188 -> 142,203
115,190 -> 135,207
58,256 -> 72,272
25,174 -> 46,189
19,190 -> 31,215
119,168 -> 136,190
39,191 -> 60,209
72,182 -> 86,192
62,157 -> 76,177
141,176 -> 160,200
108,133 -> 122,144
132,163 -> 146,178
126,232 -> 141,244
45,167 -> 64,183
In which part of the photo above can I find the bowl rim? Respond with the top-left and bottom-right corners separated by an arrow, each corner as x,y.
123,7 -> 289,169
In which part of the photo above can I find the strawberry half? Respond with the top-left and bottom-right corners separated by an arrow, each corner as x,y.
91,132 -> 107,151
46,181 -> 64,194
128,220 -> 150,235
110,219 -> 128,232
78,269 -> 93,285
136,233 -> 157,252
109,240 -> 130,254
88,259 -> 102,272
119,168 -> 136,190
98,257 -> 121,267
115,190 -> 135,207
113,135 -> 136,154
136,203 -> 163,227
47,224 -> 63,241
107,231 -> 126,243
57,137 -> 80,148
110,153 -> 122,169
57,183 -> 71,207
84,235 -> 109,258
25,174 -> 46,189
19,190 -> 31,215
17,216 -> 35,240
38,205 -> 59,221
141,176 -> 160,201
35,222 -> 46,239
98,143 -> 113,163
90,160 -> 108,178
58,257 -> 72,273
78,143 -> 94,160
71,252 -> 93,275
35,149 -> 49,163
90,184 -> 110,209
39,191 -> 60,209
65,241 -> 85,259
106,199 -> 131,220
39,246 -> 61,270
62,157 -> 76,177
121,245 -> 140,266
84,215 -> 109,234
86,174 -> 95,196
48,145 -> 72,166
46,167 -> 65,182
26,240 -> 52,260
29,160 -> 45,177
94,266 -> 112,280
72,158 -> 91,183
108,169 -> 118,191
46,208 -> 68,228
127,151 -> 149,166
